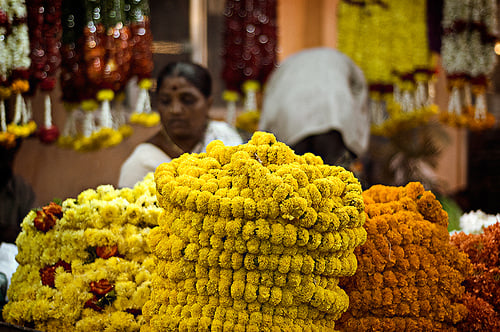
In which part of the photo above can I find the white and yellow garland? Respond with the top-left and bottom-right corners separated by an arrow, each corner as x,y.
142,131 -> 367,331
2,173 -> 162,331
0,0 -> 35,148
440,0 -> 498,130
337,0 -> 438,137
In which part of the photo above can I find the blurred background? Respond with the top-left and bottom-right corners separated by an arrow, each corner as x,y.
8,0 -> 500,216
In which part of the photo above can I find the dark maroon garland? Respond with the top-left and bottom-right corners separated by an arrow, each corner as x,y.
221,0 -> 278,93
26,0 -> 62,93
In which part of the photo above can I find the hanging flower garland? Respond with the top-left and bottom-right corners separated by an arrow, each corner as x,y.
450,222 -> 500,331
2,173 -> 162,331
127,0 -> 159,128
221,0 -> 278,128
235,79 -> 261,134
142,131 -> 367,331
0,0 -> 36,146
68,0 -> 132,152
337,0 -> 438,137
58,0 -> 87,148
336,182 -> 470,331
89,0 -> 132,149
25,0 -> 62,144
440,0 -> 498,130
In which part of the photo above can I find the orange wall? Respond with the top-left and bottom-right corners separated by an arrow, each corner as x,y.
277,0 -> 339,60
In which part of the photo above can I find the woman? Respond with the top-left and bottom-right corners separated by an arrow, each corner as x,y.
118,61 -> 242,188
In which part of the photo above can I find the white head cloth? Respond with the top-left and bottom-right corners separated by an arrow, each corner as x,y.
258,47 -> 370,157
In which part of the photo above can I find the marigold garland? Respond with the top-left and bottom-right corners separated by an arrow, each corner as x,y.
2,173 -> 162,331
336,182 -> 471,331
337,0 -> 438,137
142,131 -> 367,331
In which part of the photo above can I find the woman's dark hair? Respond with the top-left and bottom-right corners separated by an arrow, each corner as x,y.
156,61 -> 212,98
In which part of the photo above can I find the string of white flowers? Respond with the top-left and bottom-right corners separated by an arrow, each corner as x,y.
8,0 -> 27,20
21,95 -> 30,124
0,101 -> 7,132
8,25 -> 31,70
82,112 -> 96,137
99,99 -> 113,129
134,87 -> 152,115
12,93 -> 23,124
61,108 -> 78,138
0,27 -> 11,81
43,94 -> 53,128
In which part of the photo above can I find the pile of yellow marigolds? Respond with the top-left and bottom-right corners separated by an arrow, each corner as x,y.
142,132 -> 368,331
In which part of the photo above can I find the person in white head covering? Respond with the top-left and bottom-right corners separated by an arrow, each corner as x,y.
258,47 -> 370,167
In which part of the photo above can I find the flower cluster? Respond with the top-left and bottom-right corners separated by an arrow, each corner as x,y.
0,0 -> 35,148
337,1 -> 438,138
142,131 -> 367,331
337,182 -> 471,331
57,0 -> 156,152
450,222 -> 500,331
440,0 -> 498,130
455,209 -> 500,234
2,173 -> 162,331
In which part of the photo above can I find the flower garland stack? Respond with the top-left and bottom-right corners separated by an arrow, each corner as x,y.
2,173 -> 162,331
142,132 -> 367,331
337,182 -> 470,331
450,222 -> 500,331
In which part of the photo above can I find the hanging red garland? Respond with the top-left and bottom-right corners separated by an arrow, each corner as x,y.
60,0 -> 88,104
127,0 -> 153,82
25,0 -> 62,144
221,0 -> 278,94
26,0 -> 62,92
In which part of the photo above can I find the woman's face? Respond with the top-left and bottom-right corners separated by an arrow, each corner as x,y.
157,76 -> 212,141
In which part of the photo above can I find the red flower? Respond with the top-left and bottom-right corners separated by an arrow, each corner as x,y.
39,260 -> 71,288
38,125 -> 60,144
84,296 -> 104,312
95,245 -> 118,259
33,202 -> 63,232
90,279 -> 114,296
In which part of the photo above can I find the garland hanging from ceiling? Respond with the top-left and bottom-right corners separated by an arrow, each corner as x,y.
0,0 -> 34,148
440,0 -> 498,131
221,0 -> 278,129
1,0 -> 156,152
337,0 -> 438,137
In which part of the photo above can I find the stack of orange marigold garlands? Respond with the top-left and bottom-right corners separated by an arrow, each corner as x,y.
450,222 -> 500,331
142,131 -> 367,331
337,182 -> 471,331
2,173 -> 161,331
